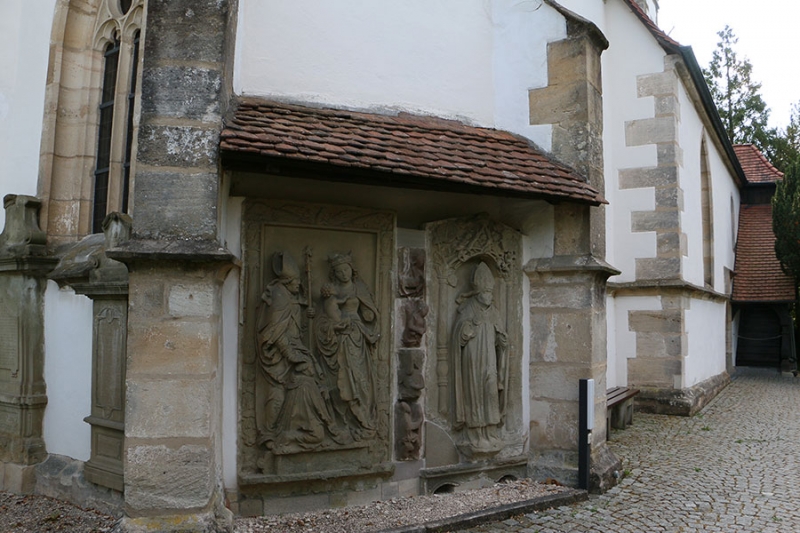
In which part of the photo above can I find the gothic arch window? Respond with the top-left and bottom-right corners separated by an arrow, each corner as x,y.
40,0 -> 144,245
700,137 -> 714,288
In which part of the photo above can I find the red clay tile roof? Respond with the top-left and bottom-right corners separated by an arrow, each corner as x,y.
620,0 -> 682,51
734,144 -> 784,184
220,99 -> 605,205
732,204 -> 796,302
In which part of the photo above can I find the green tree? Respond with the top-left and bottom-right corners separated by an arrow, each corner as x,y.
773,160 -> 800,279
770,102 -> 800,172
703,26 -> 774,152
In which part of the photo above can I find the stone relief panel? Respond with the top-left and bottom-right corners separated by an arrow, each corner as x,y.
241,201 -> 394,483
426,215 -> 524,461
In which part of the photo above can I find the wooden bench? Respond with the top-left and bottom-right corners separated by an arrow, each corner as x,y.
606,386 -> 640,439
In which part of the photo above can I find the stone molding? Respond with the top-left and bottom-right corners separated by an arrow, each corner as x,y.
608,279 -> 731,303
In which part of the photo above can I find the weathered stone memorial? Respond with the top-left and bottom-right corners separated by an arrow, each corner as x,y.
234,201 -> 529,508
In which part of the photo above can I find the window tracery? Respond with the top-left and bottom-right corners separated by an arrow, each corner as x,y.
40,0 -> 144,244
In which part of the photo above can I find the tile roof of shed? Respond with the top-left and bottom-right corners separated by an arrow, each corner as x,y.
734,144 -> 784,184
220,99 -> 605,205
732,204 -> 796,302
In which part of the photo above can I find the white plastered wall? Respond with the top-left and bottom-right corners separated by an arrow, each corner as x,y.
674,84 -> 738,387
221,179 -> 243,490
601,0 -> 738,390
0,0 -> 57,231
677,85 -> 739,293
43,281 -> 93,462
601,0 -> 665,388
601,0 -> 664,283
683,298 -> 727,387
234,0 -> 572,150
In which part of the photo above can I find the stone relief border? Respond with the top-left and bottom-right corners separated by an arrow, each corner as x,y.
239,200 -> 395,485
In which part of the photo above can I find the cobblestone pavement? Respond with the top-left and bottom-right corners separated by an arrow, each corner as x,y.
461,368 -> 800,532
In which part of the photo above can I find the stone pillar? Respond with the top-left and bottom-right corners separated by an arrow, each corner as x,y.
527,8 -> 620,490
526,257 -> 619,490
0,195 -> 58,492
106,1 -> 235,531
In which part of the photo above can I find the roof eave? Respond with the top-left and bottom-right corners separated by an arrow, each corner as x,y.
221,150 -> 607,207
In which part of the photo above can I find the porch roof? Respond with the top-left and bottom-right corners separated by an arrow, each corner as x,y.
732,204 -> 796,303
734,144 -> 784,184
220,99 -> 605,205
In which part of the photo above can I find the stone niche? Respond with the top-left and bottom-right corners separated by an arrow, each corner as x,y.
422,215 -> 526,491
239,200 -> 395,493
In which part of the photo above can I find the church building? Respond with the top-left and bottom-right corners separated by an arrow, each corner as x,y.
0,0 -> 744,531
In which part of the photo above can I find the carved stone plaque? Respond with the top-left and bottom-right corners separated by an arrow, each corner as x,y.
240,201 -> 395,484
425,215 -> 524,461
0,315 -> 20,375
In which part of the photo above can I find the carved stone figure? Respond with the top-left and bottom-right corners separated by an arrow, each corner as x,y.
401,299 -> 429,348
451,261 -> 508,455
398,248 -> 425,298
316,252 -> 380,440
398,349 -> 424,401
395,400 -> 423,461
256,251 -> 347,454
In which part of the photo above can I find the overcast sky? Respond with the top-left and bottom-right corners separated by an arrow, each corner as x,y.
657,0 -> 800,130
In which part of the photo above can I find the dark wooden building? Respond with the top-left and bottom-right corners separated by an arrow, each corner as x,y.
732,145 -> 796,371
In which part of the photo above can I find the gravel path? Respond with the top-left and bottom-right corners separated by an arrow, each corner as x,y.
233,479 -> 571,532
0,479 -> 570,533
0,491 -> 117,532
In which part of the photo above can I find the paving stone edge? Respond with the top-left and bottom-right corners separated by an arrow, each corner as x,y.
378,489 -> 588,533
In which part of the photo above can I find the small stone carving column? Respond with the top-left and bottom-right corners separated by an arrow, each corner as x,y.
395,248 -> 427,460
0,195 -> 58,492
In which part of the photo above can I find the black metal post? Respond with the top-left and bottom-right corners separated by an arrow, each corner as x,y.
579,378 -> 594,490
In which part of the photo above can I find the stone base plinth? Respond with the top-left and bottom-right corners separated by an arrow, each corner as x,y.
0,461 -> 36,493
635,371 -> 730,416
420,458 -> 528,495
